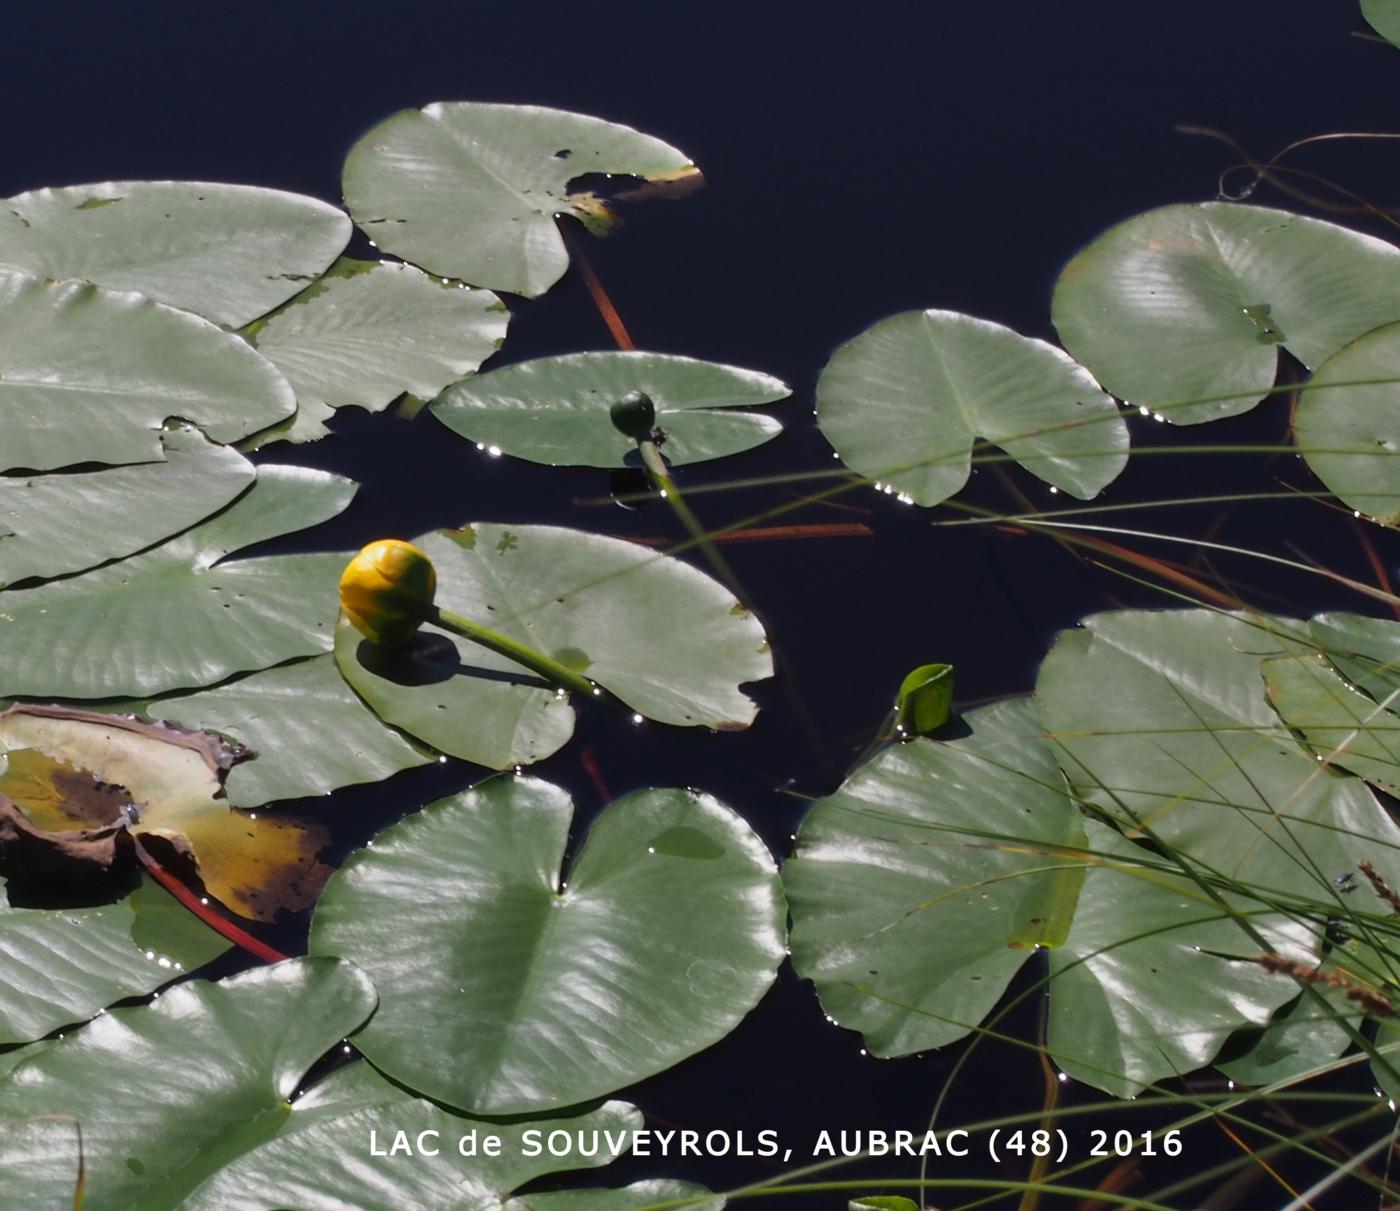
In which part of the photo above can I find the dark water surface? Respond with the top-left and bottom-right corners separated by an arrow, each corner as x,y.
6,3 -> 1399,1206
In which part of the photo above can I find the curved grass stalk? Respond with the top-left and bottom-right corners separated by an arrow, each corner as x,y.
1176,123 -> 1400,223
640,1179 -> 1181,1209
1277,1131 -> 1395,1211
811,698 -> 1400,951
944,510 -> 1400,608
450,233 -> 1400,1208
914,704 -> 1400,952
1062,752 -> 1400,1088
636,434 -> 748,605
464,371 -> 1400,629
1145,1103 -> 1392,1206
931,489 -> 1332,527
899,966 -> 1399,1208
858,727 -> 1400,1200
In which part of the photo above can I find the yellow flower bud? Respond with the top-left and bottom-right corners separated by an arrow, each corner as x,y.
338,539 -> 437,646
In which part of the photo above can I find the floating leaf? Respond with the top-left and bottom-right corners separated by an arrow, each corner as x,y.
1310,611 -> 1400,701
239,396 -> 338,451
144,654 -> 435,808
513,1183 -> 724,1211
183,1061 -> 646,1211
1217,984 -> 1354,1087
1362,0 -> 1400,48
1034,609 -> 1400,903
784,699 -> 1087,1057
848,1199 -> 920,1211
0,958 -> 376,1211
334,523 -> 771,766
0,425 -> 255,587
334,617 -> 575,770
1263,651 -> 1400,795
0,181 -> 350,327
342,102 -> 697,297
310,775 -> 786,1114
432,350 -> 788,467
0,874 -> 228,1046
786,684 -> 1340,1095
0,465 -> 354,699
1044,822 -> 1306,1095
0,703 -> 330,921
1051,202 -> 1400,422
1038,608 -> 1400,1083
815,310 -> 1125,506
0,269 -> 295,473
1376,1020 -> 1400,1102
244,258 -> 510,446
1294,320 -> 1400,521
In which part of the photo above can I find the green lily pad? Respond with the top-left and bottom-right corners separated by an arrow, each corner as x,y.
244,258 -> 510,446
431,350 -> 788,467
0,268 -> 295,473
784,699 -> 1087,1057
0,958 -> 376,1211
0,465 -> 354,699
1310,611 -> 1400,701
815,309 -> 1126,506
342,102 -> 697,297
1044,822 -> 1307,1095
0,180 -> 350,327
1035,608 -> 1400,1075
0,424 -> 255,587
334,617 -> 575,770
1051,202 -> 1400,422
145,654 -> 435,808
1217,983 -> 1354,1087
785,677 -> 1353,1095
0,874 -> 228,1046
1362,0 -> 1400,47
512,1182 -> 724,1211
1035,610 -> 1400,903
334,524 -> 771,766
1375,1020 -> 1400,1102
310,775 -> 786,1115
1295,320 -> 1400,521
183,1061 -> 647,1211
1263,651 -> 1400,795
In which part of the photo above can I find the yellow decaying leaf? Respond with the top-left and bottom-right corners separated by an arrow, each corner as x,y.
0,704 -> 328,921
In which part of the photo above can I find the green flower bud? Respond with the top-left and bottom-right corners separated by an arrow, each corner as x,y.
610,390 -> 657,441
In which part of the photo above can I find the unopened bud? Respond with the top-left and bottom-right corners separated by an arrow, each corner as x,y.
610,391 -> 657,441
338,539 -> 437,646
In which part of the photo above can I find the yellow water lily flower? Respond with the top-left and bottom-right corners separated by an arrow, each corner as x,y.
339,539 -> 437,646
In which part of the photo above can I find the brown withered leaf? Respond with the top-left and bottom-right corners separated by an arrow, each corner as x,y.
0,793 -> 128,887
565,167 -> 705,238
0,704 -> 329,921
613,164 -> 706,204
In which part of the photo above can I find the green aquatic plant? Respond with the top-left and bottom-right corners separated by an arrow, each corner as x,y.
5,63 -> 1400,1210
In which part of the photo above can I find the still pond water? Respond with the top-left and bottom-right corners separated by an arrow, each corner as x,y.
5,3 -> 1398,1206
